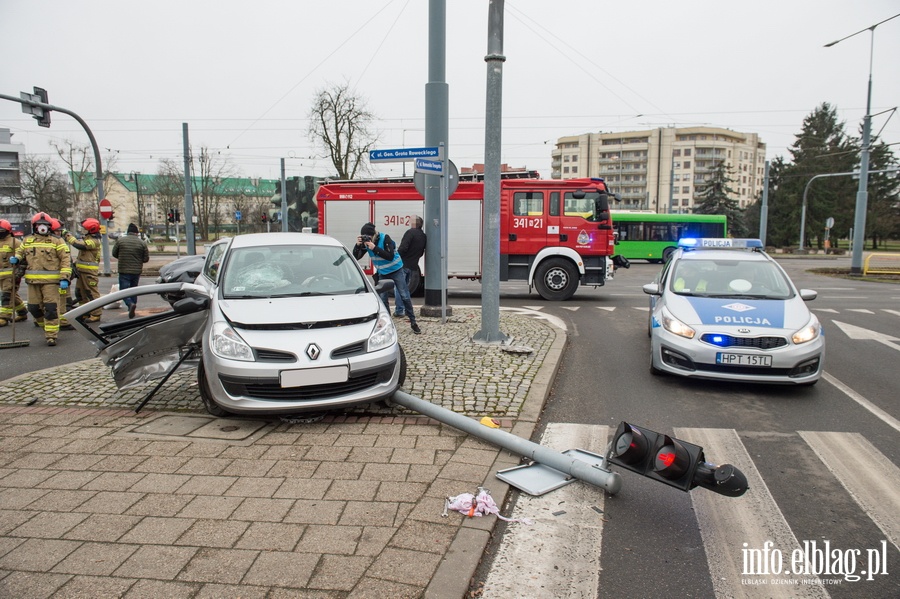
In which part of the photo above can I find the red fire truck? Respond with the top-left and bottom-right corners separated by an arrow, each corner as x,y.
316,177 -> 618,301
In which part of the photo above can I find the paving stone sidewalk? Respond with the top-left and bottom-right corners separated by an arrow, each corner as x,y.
0,308 -> 566,598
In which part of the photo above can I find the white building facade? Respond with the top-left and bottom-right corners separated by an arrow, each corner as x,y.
551,126 -> 766,213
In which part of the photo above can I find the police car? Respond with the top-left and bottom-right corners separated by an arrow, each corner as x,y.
643,238 -> 824,385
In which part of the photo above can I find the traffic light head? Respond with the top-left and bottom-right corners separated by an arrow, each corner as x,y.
608,421 -> 747,497
261,213 -> 268,222
167,211 -> 174,223
34,87 -> 51,128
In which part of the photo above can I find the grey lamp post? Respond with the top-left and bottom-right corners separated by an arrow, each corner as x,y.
825,13 -> 899,274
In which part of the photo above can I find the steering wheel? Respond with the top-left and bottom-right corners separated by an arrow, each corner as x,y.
303,274 -> 343,289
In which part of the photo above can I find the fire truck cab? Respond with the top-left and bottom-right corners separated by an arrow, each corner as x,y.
316,177 -> 616,301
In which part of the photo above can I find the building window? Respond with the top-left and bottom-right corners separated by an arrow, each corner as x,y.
673,149 -> 681,157
563,167 -> 569,174
682,198 -> 690,206
684,148 -> 691,157
563,155 -> 569,162
683,161 -> 690,169
682,186 -> 690,194
572,166 -> 578,173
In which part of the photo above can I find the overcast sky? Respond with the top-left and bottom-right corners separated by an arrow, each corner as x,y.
2,0 -> 899,181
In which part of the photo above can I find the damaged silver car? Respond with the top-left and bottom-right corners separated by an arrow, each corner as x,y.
67,233 -> 406,416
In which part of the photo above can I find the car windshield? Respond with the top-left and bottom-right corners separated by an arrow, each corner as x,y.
669,258 -> 793,299
221,244 -> 367,299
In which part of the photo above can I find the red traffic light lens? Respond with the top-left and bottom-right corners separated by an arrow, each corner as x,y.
653,436 -> 689,480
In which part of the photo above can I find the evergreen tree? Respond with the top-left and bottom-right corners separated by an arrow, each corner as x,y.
693,161 -> 746,236
863,137 -> 900,249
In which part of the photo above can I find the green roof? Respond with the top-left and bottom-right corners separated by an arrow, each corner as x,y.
70,172 -> 280,196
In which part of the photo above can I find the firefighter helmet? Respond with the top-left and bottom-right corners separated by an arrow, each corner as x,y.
51,218 -> 62,232
82,218 -> 101,234
0,219 -> 11,237
31,212 -> 53,234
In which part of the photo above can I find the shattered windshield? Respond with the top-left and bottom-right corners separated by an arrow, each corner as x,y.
221,244 -> 367,299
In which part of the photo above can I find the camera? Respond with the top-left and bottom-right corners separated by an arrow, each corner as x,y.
360,235 -> 372,243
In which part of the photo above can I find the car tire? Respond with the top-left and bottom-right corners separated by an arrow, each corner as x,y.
534,257 -> 579,301
198,360 -> 232,417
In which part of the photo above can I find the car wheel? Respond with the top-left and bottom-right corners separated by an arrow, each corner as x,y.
534,258 -> 579,301
198,360 -> 231,417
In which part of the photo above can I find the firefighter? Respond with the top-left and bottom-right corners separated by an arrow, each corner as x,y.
0,219 -> 28,327
63,218 -> 103,322
51,218 -> 76,330
11,213 -> 72,346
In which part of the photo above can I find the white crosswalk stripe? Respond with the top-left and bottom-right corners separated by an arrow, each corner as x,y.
675,427 -> 830,598
481,423 -> 610,598
799,431 -> 900,551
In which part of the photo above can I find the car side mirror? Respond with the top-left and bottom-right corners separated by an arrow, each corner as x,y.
173,296 -> 209,314
375,279 -> 395,294
642,283 -> 661,296
799,289 -> 817,301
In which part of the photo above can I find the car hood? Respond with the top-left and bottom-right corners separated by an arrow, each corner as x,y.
667,294 -> 811,330
217,293 -> 381,326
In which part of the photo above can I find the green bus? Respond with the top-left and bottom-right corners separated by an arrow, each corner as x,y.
612,211 -> 727,262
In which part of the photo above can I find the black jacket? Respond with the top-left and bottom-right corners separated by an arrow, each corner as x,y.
398,227 -> 426,271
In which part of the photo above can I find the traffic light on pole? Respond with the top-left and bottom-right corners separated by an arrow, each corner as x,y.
261,213 -> 267,223
174,209 -> 180,222
167,210 -> 174,223
607,421 -> 748,497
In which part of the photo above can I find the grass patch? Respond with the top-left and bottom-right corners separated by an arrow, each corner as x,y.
808,267 -> 900,284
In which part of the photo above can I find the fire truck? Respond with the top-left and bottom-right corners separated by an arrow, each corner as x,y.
316,176 -> 618,301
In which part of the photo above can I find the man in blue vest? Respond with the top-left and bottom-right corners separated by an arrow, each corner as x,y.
352,222 -> 421,334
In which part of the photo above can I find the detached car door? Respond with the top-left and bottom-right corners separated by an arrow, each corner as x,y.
66,282 -> 210,389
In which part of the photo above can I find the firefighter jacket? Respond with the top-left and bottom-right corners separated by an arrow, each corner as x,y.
15,233 -> 72,285
65,232 -> 101,276
0,235 -> 22,283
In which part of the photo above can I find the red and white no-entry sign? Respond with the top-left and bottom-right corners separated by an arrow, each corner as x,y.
98,198 -> 113,220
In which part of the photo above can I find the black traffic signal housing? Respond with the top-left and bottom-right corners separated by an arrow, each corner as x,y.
174,209 -> 180,222
167,210 -> 174,223
607,421 -> 748,497
33,87 -> 51,128
261,213 -> 267,223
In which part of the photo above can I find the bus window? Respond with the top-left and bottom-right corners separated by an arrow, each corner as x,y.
514,192 -> 544,216
647,223 -> 669,241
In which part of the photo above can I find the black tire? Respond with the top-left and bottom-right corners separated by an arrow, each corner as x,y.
534,258 -> 579,301
662,246 -> 677,262
197,360 -> 231,417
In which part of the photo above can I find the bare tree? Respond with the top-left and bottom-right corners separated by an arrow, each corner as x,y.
156,159 -> 187,237
192,147 -> 237,240
308,82 -> 378,179
18,155 -> 69,219
52,140 -> 95,226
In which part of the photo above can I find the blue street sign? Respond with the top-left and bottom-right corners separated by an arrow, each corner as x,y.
235,210 -> 242,221
414,158 -> 443,174
369,146 -> 442,163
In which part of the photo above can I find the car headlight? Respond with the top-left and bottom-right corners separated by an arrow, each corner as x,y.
367,312 -> 398,352
792,314 -> 821,345
661,306 -> 696,339
210,321 -> 254,361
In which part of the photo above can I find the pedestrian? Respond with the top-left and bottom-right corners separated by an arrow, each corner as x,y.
393,216 -> 426,318
352,222 -> 421,334
0,219 -> 29,327
63,218 -> 104,323
112,223 -> 149,319
11,213 -> 72,346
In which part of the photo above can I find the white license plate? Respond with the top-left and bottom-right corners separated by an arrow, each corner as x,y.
280,366 -> 348,388
716,353 -> 772,367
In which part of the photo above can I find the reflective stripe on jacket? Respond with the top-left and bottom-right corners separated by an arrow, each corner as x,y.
368,233 -> 403,275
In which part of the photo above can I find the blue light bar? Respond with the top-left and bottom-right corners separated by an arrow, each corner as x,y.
677,238 -> 763,249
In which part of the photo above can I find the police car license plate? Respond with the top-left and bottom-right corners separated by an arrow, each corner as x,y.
280,366 -> 348,388
716,353 -> 772,367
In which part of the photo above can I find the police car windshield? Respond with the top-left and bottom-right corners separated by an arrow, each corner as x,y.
670,259 -> 792,299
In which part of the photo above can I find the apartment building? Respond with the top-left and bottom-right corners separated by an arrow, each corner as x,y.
551,126 -> 766,213
0,129 -> 26,230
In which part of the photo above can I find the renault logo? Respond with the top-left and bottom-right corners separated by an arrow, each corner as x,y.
306,343 -> 321,360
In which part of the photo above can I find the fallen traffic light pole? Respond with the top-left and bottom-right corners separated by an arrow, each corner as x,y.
390,392 -> 748,498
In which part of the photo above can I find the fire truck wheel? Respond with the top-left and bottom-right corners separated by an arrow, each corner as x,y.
535,258 -> 578,301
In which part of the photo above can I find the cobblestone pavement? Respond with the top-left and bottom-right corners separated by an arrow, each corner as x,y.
0,307 -> 566,599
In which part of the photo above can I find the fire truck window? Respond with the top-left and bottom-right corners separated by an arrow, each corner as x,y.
514,192 -> 544,216
549,192 -> 560,216
563,191 -> 598,220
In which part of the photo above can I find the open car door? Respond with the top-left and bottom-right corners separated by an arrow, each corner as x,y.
66,283 -> 210,389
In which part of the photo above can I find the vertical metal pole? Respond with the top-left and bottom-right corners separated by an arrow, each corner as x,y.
474,0 -> 508,344
281,158 -> 288,232
850,30 -> 874,274
182,123 -> 196,256
440,143 -> 448,324
759,161 -> 769,247
422,0 -> 449,316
